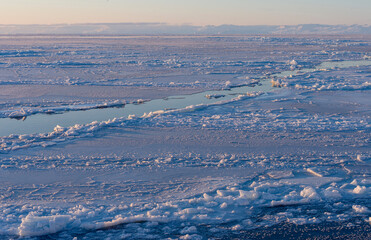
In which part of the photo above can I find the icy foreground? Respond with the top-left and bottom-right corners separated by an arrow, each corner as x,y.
0,35 -> 370,239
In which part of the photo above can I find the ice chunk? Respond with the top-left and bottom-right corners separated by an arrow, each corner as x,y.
352,205 -> 369,213
356,155 -> 364,162
53,125 -> 65,132
216,190 -> 227,197
180,226 -> 197,234
271,79 -> 286,88
203,193 -> 213,202
231,224 -> 243,230
300,187 -> 320,200
18,214 -> 72,237
180,234 -> 202,240
128,114 -> 137,120
306,168 -> 323,177
322,187 -> 342,199
353,186 -> 366,194
350,179 -> 358,185
239,190 -> 259,200
220,202 -> 228,209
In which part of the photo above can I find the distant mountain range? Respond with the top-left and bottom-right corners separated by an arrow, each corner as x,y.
0,23 -> 370,35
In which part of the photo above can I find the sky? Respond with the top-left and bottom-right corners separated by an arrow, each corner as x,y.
0,0 -> 370,26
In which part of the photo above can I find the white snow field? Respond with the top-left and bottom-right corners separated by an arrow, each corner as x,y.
0,35 -> 370,239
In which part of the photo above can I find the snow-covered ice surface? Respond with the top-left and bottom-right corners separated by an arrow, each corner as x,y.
0,35 -> 370,239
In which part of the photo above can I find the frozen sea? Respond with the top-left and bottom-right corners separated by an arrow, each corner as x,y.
0,35 -> 370,239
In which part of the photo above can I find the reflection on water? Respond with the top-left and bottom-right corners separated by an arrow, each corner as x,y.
0,60 -> 370,136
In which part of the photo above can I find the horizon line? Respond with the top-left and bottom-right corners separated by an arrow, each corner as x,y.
0,23 -> 370,27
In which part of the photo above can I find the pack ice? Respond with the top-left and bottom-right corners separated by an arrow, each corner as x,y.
0,35 -> 370,239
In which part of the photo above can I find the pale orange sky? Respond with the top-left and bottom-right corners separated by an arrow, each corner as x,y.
0,0 -> 370,25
